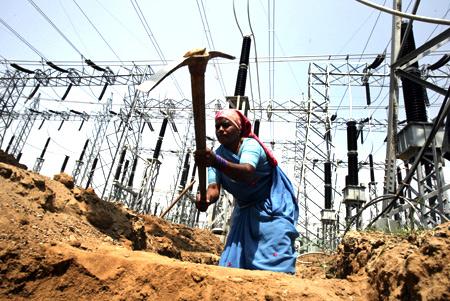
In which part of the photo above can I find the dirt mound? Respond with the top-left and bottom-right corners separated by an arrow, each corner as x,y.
0,159 -> 448,300
0,149 -> 27,170
331,224 -> 450,300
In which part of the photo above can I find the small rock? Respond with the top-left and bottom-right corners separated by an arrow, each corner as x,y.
191,272 -> 205,283
53,173 -> 75,189
69,240 -> 82,248
19,218 -> 29,225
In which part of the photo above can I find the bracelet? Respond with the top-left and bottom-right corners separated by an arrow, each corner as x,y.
214,154 -> 228,171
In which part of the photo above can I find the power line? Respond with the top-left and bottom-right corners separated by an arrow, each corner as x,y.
58,0 -> 90,57
356,0 -> 450,25
248,0 -> 262,119
27,0 -> 83,58
129,0 -> 185,98
196,0 -> 228,97
358,0 -> 388,62
425,2 -> 450,41
0,17 -> 47,60
71,0 -> 123,63
3,50 -> 448,66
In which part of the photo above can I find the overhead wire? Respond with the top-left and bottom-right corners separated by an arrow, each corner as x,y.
232,0 -> 244,36
333,0 -> 390,155
267,0 -> 274,102
267,0 -> 275,147
232,0 -> 257,121
71,0 -> 123,63
0,17 -> 47,60
247,0 -> 263,120
23,0 -> 111,107
58,0 -> 89,57
93,0 -> 152,52
425,2 -> 450,41
27,0 -> 83,58
358,0 -> 388,62
195,0 -> 228,97
3,50 -> 448,67
129,0 -> 185,99
356,0 -> 450,25
54,0 -> 107,105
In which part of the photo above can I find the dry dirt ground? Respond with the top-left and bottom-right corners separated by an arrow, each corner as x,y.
0,150 -> 449,301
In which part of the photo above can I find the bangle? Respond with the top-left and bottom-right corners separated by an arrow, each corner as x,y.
214,154 -> 228,171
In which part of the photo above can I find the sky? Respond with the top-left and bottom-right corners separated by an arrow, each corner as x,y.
1,0 -> 450,231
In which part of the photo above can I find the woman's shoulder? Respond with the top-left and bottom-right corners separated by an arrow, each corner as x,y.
242,137 -> 262,148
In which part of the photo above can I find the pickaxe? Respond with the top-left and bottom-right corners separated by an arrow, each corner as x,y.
138,48 -> 235,211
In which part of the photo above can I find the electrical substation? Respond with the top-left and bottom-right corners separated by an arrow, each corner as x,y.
1,1 -> 450,254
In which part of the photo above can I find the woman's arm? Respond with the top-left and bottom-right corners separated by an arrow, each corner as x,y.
196,182 -> 221,211
215,159 -> 255,183
195,148 -> 256,183
206,183 -> 221,203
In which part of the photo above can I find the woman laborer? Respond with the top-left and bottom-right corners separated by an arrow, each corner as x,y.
194,109 -> 299,274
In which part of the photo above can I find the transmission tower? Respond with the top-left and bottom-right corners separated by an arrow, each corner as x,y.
377,21 -> 450,229
7,94 -> 40,158
73,96 -> 113,186
0,69 -> 29,147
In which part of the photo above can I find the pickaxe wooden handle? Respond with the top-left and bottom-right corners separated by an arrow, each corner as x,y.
138,49 -> 235,211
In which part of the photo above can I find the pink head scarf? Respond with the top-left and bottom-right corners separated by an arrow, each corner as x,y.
215,109 -> 278,167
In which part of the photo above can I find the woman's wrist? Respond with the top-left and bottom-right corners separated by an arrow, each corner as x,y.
213,154 -> 228,171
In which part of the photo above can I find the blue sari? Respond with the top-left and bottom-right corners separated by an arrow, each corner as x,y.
208,138 -> 299,273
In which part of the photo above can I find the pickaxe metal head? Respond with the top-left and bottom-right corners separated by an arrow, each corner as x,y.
137,49 -> 235,93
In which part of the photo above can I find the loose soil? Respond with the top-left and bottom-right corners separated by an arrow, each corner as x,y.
0,150 -> 448,300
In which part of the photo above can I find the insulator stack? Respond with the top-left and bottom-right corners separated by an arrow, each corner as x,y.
98,83 -> 108,100
5,135 -> 14,153
365,81 -> 371,106
396,166 -> 403,193
253,119 -> 260,136
40,137 -> 51,159
85,157 -> 98,189
234,35 -> 252,97
28,84 -> 40,100
399,22 -> 428,123
369,154 -> 375,183
127,157 -> 138,187
79,139 -> 89,160
60,155 -> 69,172
114,149 -> 126,180
346,121 -> 359,185
153,118 -> 168,159
324,161 -> 332,209
179,152 -> 191,189
62,83 -> 72,100
121,160 -> 129,184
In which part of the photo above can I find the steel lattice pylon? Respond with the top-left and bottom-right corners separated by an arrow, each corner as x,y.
0,70 -> 29,147
295,63 -> 339,251
72,96 -> 113,187
8,94 -> 40,158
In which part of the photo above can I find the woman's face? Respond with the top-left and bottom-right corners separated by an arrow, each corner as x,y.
215,117 -> 240,146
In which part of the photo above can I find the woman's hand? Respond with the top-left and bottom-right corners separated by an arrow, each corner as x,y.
195,193 -> 209,212
195,183 -> 220,212
194,148 -> 216,167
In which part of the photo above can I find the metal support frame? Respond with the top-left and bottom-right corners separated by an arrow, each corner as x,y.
73,97 -> 113,186
0,70 -> 28,147
133,158 -> 161,214
293,63 -> 338,251
377,2 -> 450,229
8,94 -> 40,158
